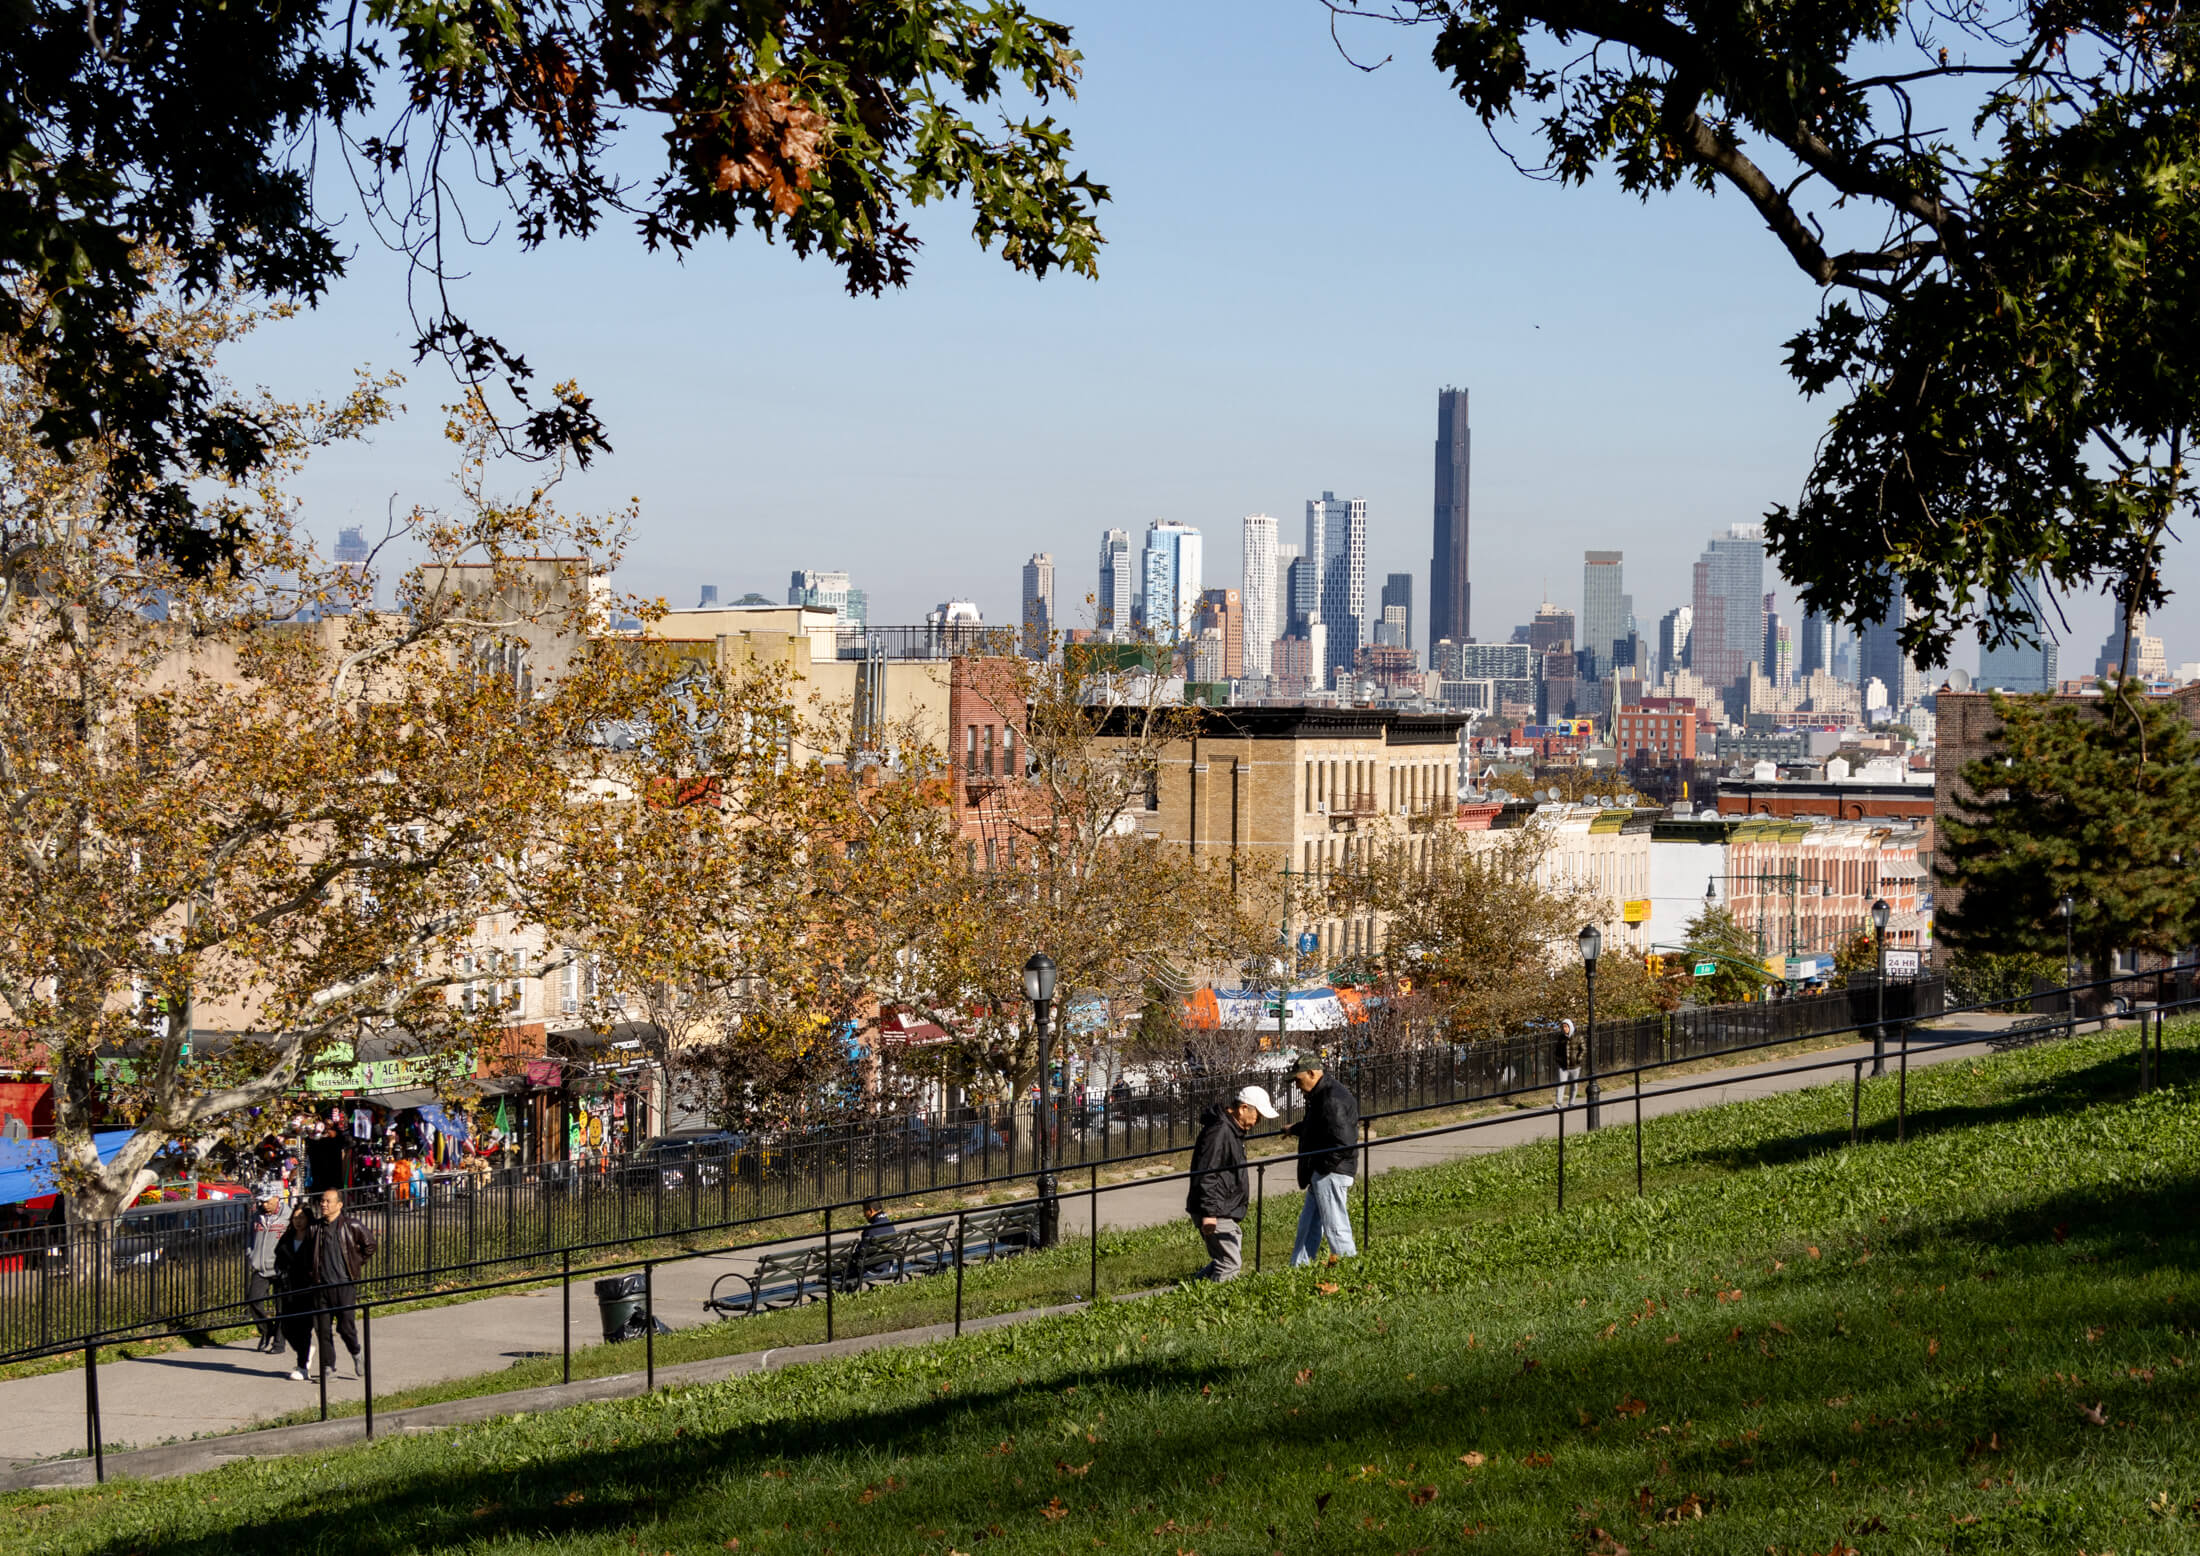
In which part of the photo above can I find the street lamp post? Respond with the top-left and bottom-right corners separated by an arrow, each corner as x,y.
1023,952 -> 1059,1247
1870,898 -> 1890,1078
1578,923 -> 1603,1129
2058,893 -> 2076,989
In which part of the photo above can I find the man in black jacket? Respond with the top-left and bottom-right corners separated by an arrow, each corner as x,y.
1282,1053 -> 1360,1266
1186,1085 -> 1279,1280
301,1188 -> 378,1381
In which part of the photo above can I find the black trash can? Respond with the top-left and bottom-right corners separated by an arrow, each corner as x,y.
594,1272 -> 650,1342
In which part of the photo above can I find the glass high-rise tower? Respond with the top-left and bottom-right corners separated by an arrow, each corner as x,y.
1430,387 -> 1471,649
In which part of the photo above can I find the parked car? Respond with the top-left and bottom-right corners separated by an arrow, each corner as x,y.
621,1131 -> 739,1190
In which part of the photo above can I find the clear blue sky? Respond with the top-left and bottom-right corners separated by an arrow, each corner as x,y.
225,0 -> 2175,673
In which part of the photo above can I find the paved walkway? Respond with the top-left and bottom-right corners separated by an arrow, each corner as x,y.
0,1019 -> 2052,1470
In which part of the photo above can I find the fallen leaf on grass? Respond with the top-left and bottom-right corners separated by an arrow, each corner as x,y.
1927,1337 -> 1940,1358
1408,1486 -> 1438,1507
2085,1326 -> 2106,1343
1716,1288 -> 1744,1303
1825,1395 -> 1852,1408
556,1491 -> 585,1506
1768,1321 -> 1793,1336
2129,1366 -> 2156,1382
471,1503 -> 502,1519
1461,1523 -> 1488,1538
1041,1499 -> 1068,1522
1659,1492 -> 1708,1524
2080,1401 -> 2109,1426
1662,1334 -> 1680,1345
1615,1397 -> 1648,1417
1583,1525 -> 1630,1554
1521,1451 -> 1553,1468
989,1441 -> 1014,1456
1294,1369 -> 1313,1386
1057,1460 -> 1091,1478
1459,1451 -> 1486,1467
721,1541 -> 739,1551
1807,1246 -> 1820,1259
1315,1282 -> 1340,1295
1521,1358 -> 1542,1373
1359,1515 -> 1387,1530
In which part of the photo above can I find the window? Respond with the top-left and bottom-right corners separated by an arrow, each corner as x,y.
1003,725 -> 1017,778
560,960 -> 580,1016
983,724 -> 996,775
965,725 -> 979,775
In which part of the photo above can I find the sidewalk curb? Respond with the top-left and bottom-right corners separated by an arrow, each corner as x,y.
0,1296 -> 1112,1492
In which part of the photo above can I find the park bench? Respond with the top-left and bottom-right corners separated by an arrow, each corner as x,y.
701,1201 -> 1042,1319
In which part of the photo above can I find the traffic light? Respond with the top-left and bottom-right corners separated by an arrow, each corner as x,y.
1644,953 -> 1665,978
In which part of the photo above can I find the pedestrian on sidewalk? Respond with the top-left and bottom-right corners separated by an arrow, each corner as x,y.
1555,1019 -> 1584,1108
245,1185 -> 287,1352
300,1187 -> 377,1381
1186,1085 -> 1279,1281
273,1201 -> 319,1379
1282,1054 -> 1359,1266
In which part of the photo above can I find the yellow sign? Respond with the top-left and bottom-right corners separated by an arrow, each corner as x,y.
1622,899 -> 1651,924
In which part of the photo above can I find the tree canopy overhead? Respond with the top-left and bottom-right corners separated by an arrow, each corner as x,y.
0,0 -> 1105,569
1342,0 -> 2200,664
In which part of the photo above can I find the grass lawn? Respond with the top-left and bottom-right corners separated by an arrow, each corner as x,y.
11,1023 -> 2199,1554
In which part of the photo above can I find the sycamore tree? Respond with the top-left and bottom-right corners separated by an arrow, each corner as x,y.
1938,686 -> 2200,976
0,278 -> 681,1235
1678,905 -> 1773,1005
1333,1 -> 2200,662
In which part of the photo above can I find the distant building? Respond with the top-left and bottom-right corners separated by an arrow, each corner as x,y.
696,584 -> 720,610
1307,491 -> 1367,681
1139,521 -> 1203,641
1379,572 -> 1414,655
1977,575 -> 2059,693
790,569 -> 867,627
1580,551 -> 1630,680
1241,515 -> 1280,679
1430,387 -> 1473,648
1097,529 -> 1134,634
1021,553 -> 1055,659
1797,608 -> 1835,679
1858,579 -> 1923,711
2095,600 -> 2169,681
1194,587 -> 1244,680
1689,525 -> 1766,695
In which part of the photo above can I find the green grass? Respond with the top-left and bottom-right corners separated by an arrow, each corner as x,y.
11,1023 -> 2200,1554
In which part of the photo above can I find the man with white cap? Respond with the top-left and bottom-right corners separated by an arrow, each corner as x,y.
1185,1084 -> 1279,1281
245,1183 -> 287,1352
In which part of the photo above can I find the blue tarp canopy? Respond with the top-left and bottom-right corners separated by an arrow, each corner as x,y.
416,1104 -> 468,1143
0,1130 -> 137,1207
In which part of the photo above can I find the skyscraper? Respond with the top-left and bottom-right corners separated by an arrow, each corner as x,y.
1307,491 -> 1367,681
789,569 -> 865,626
1097,529 -> 1133,633
1977,577 -> 2060,693
1378,573 -> 1413,652
1656,606 -> 1692,682
1797,608 -> 1835,678
2095,599 -> 2168,680
1140,521 -> 1203,641
1429,387 -> 1471,649
1241,514 -> 1280,678
1021,553 -> 1055,659
1688,524 -> 1766,693
1580,551 -> 1631,680
1762,594 -> 1789,686
1194,588 -> 1244,680
1858,579 -> 1924,711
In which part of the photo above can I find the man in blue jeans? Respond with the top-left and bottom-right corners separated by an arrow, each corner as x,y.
1281,1053 -> 1359,1265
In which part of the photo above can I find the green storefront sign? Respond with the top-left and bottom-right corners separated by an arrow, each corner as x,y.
304,1043 -> 474,1096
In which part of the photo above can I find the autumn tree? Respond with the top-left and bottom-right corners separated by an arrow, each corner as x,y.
1353,823 -> 1660,1039
0,279 -> 682,1233
1676,905 -> 1772,1005
1938,687 -> 2200,977
0,0 -> 1105,565
1334,0 -> 2200,662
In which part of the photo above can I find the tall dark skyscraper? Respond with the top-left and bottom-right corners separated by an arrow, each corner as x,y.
1429,387 -> 1471,650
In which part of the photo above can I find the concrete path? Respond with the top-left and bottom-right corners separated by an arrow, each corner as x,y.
0,1019 -> 2058,1471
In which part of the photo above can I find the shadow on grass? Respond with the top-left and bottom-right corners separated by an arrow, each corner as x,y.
1662,1042 -> 2194,1178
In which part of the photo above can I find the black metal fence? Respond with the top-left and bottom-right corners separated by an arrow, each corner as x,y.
0,972 -> 1943,1358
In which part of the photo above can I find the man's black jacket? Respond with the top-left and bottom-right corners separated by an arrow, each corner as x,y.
1292,1072 -> 1359,1188
1185,1104 -> 1249,1221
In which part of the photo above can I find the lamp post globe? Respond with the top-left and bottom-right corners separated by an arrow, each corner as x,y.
2057,894 -> 2076,990
1579,924 -> 1603,1129
1023,952 -> 1059,1246
1869,898 -> 1890,1078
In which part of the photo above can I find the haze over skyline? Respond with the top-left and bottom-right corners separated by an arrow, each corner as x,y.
223,0 -> 2183,672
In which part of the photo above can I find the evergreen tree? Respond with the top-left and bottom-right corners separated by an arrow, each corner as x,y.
1939,688 -> 2200,974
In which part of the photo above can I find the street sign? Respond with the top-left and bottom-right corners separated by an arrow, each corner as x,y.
1886,949 -> 1921,978
1693,961 -> 1718,977
1297,931 -> 1319,955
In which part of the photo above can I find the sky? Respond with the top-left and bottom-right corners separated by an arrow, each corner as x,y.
222,0 -> 2184,675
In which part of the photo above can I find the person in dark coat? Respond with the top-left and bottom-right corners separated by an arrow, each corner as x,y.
1281,1053 -> 1360,1266
297,1188 -> 377,1381
272,1203 -> 319,1380
1554,1019 -> 1585,1107
1185,1086 -> 1279,1281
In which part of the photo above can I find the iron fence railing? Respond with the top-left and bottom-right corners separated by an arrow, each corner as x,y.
28,962 -> 2189,1484
0,968 -> 1955,1359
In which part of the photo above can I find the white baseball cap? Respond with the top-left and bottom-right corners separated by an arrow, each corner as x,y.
1234,1085 -> 1280,1119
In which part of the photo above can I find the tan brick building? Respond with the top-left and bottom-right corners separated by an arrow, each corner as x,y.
1127,708 -> 1468,963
